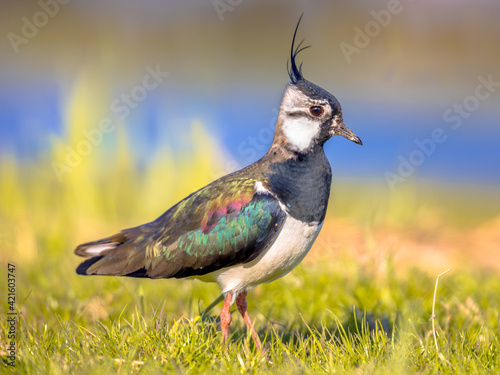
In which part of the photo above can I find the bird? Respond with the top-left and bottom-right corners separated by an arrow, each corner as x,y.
74,15 -> 362,350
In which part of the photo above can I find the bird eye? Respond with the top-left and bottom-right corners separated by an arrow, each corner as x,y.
309,106 -> 323,116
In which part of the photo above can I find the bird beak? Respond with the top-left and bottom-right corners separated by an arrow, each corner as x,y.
334,121 -> 363,145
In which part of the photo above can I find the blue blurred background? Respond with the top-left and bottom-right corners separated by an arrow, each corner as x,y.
1,0 -> 499,188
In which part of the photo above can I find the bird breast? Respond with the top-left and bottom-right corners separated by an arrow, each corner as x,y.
211,215 -> 323,295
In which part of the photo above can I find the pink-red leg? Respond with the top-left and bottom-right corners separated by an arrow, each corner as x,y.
236,291 -> 262,350
220,292 -> 233,345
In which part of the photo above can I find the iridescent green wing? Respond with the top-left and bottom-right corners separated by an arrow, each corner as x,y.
79,177 -> 286,279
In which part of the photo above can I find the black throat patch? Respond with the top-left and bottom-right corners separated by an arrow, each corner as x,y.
265,147 -> 332,223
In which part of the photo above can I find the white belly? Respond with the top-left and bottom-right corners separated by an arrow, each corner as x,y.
208,216 -> 323,295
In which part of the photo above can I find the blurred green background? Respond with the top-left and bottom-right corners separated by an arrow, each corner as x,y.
1,1 -> 500,368
1,0 -> 499,270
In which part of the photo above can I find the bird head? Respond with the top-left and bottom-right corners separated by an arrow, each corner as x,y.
273,16 -> 362,154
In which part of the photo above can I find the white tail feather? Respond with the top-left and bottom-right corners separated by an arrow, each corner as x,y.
84,243 -> 120,256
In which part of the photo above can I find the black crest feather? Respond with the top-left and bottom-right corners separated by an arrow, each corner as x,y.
287,14 -> 310,84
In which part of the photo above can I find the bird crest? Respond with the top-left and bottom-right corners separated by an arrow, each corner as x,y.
287,14 -> 310,84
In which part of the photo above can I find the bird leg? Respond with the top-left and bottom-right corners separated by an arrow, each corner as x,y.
220,292 -> 233,346
236,291 -> 262,350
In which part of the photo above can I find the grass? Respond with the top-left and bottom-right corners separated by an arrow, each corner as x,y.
1,255 -> 499,374
1,73 -> 499,373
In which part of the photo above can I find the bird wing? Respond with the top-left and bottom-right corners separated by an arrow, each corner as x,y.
75,177 -> 286,279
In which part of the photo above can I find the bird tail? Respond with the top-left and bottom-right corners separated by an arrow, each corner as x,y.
74,230 -> 148,278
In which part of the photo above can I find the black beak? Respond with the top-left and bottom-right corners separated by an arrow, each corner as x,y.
337,122 -> 363,145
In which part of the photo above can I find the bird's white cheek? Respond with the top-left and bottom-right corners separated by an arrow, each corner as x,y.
282,118 -> 320,152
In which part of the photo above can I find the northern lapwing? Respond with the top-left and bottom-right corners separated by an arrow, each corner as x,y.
75,16 -> 362,349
